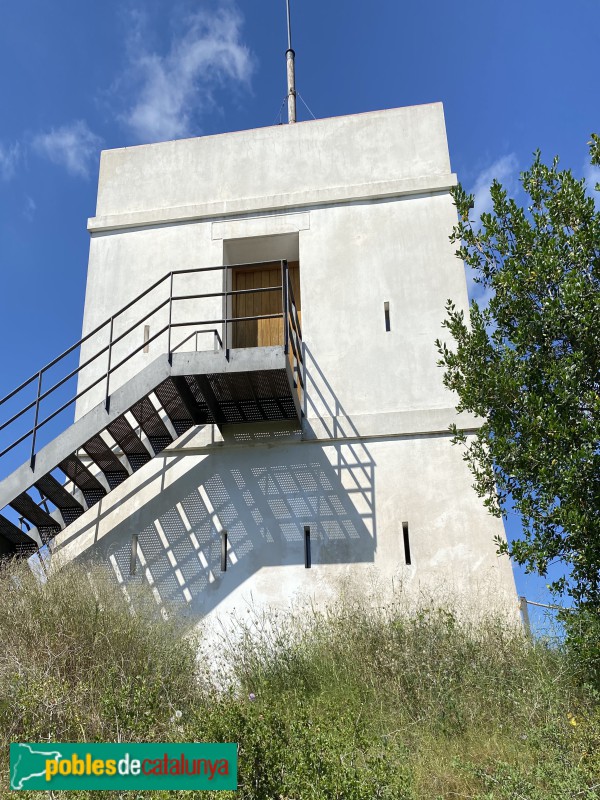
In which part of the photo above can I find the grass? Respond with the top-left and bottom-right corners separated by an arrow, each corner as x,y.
0,559 -> 598,799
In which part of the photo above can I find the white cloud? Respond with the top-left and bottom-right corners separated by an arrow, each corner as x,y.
583,161 -> 600,210
32,120 -> 102,178
121,6 -> 254,143
465,154 -> 519,308
24,194 -> 36,221
0,141 -> 21,181
470,153 -> 519,219
465,265 -> 495,310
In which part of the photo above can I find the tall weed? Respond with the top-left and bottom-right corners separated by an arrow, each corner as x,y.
0,560 -> 597,799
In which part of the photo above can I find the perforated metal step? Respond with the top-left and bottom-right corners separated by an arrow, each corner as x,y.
82,434 -> 129,490
202,370 -> 297,423
35,474 -> 85,526
154,378 -> 196,436
9,492 -> 61,533
106,415 -> 152,472
58,455 -> 107,508
129,396 -> 174,455
1,352 -> 301,559
0,513 -> 38,553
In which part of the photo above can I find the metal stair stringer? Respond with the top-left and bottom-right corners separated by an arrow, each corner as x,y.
0,345 -> 300,557
0,350 -> 177,515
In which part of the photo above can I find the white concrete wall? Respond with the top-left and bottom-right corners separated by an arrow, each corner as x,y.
53,426 -> 516,624
76,220 -> 225,417
92,104 -> 451,224
78,191 -> 465,421
66,103 -> 518,626
77,104 -> 465,417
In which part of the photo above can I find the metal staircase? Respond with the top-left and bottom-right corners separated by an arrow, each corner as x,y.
0,262 -> 303,558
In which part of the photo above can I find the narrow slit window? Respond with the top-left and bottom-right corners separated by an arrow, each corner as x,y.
130,534 -> 138,576
384,302 -> 391,332
143,325 -> 150,353
304,525 -> 311,569
221,530 -> 228,572
402,521 -> 411,565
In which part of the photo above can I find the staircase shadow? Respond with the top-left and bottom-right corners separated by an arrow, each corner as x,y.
49,346 -> 378,623
64,429 -> 375,622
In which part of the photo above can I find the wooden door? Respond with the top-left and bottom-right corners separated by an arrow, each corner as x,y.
233,262 -> 301,348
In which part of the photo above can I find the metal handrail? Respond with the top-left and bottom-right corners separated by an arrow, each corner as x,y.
0,272 -> 173,410
288,281 -> 303,341
171,329 -> 223,354
287,296 -> 302,363
518,595 -> 573,637
0,259 -> 287,409
0,260 -> 303,470
0,297 -> 172,434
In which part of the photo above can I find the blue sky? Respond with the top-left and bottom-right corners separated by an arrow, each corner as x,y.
1,0 -> 599,617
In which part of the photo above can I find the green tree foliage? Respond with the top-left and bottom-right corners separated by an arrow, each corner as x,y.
436,135 -> 600,609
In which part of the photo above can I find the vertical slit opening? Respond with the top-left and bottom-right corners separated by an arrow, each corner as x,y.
143,325 -> 150,353
221,530 -> 228,572
402,521 -> 411,565
384,301 -> 391,332
130,534 -> 138,576
304,525 -> 311,569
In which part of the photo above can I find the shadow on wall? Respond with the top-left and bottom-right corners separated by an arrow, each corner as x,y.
72,435 -> 375,620
301,343 -> 376,529
59,346 -> 378,619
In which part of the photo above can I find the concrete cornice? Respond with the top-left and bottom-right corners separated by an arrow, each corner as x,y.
162,407 -> 484,456
302,407 -> 482,442
87,173 -> 457,234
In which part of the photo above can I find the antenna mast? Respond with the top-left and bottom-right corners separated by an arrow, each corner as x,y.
285,0 -> 296,123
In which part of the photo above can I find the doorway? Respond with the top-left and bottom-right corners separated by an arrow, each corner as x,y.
232,261 -> 301,348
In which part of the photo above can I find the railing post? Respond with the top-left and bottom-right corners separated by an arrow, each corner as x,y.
282,259 -> 289,355
105,317 -> 114,412
29,370 -> 43,470
167,272 -> 174,365
519,596 -> 531,637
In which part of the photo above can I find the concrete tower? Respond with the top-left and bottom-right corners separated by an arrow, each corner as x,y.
0,104 -> 517,623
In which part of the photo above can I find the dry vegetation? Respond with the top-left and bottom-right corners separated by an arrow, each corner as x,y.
0,559 -> 598,799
